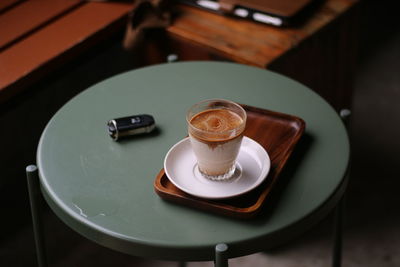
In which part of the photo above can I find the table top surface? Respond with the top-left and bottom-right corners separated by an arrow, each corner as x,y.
37,61 -> 349,260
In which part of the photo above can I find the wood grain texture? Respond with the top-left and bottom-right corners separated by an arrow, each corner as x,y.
154,105 -> 305,218
0,0 -> 22,13
166,0 -> 357,67
0,1 -> 133,104
0,0 -> 83,51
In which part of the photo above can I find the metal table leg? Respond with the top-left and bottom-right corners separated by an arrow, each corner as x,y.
332,195 -> 344,267
215,243 -> 229,267
332,109 -> 351,267
26,165 -> 48,267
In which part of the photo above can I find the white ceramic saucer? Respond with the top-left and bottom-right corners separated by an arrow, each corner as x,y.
164,137 -> 271,199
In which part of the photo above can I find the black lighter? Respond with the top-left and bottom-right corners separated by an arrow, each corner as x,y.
107,114 -> 155,141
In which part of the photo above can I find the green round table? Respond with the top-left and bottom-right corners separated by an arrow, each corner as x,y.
32,62 -> 349,265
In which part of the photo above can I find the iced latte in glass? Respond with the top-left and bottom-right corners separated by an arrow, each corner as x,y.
187,99 -> 247,180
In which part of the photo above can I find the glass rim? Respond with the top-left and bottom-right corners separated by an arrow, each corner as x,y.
186,99 -> 247,135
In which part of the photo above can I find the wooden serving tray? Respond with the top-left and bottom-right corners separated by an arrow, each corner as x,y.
154,105 -> 305,218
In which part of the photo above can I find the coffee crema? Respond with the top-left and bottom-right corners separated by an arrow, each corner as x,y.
189,109 -> 245,142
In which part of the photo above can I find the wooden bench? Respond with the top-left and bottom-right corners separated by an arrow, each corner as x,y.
0,0 -> 134,105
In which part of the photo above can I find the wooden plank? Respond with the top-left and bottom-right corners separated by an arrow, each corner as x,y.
0,0 -> 22,13
168,5 -> 287,67
0,0 -> 83,51
167,0 -> 357,67
0,1 -> 133,104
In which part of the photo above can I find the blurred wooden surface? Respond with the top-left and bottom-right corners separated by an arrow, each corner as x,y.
0,0 -> 21,12
167,0 -> 357,67
0,0 -> 133,105
144,0 -> 360,110
0,0 -> 359,111
0,0 -> 82,50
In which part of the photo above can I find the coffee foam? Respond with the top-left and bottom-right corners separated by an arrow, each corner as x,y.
189,109 -> 244,142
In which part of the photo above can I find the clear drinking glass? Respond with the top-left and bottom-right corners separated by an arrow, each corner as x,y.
187,99 -> 247,180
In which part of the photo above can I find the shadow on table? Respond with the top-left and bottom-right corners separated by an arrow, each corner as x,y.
113,126 -> 163,144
